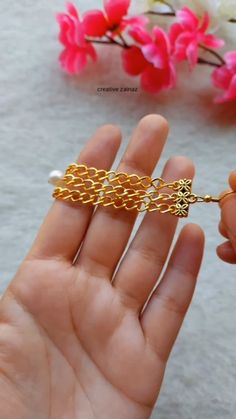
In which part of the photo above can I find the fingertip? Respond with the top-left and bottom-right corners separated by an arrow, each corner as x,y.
219,192 -> 236,228
79,124 -> 122,165
125,114 -> 170,175
181,223 -> 205,248
218,220 -> 228,239
97,124 -> 122,147
229,171 -> 236,191
138,114 -> 169,140
216,241 -> 236,264
216,243 -> 223,259
164,156 -> 195,180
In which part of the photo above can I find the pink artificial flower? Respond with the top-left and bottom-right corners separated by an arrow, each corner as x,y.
212,52 -> 236,103
83,0 -> 148,38
57,3 -> 96,74
122,26 -> 176,94
169,7 -> 224,69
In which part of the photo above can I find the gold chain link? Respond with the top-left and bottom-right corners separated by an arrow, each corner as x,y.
52,163 -> 195,217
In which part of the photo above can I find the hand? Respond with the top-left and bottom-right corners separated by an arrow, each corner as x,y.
217,171 -> 236,264
0,115 -> 204,419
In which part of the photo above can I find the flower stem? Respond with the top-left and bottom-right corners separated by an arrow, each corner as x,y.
86,36 -> 125,48
118,33 -> 130,48
199,44 -> 225,65
229,18 -> 236,23
106,34 -> 130,48
198,57 -> 221,67
145,10 -> 175,16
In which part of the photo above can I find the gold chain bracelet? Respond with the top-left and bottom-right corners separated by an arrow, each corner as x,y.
49,163 -> 235,218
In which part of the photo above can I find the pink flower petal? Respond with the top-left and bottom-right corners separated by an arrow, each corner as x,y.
83,10 -> 108,37
225,51 -> 236,71
57,6 -> 88,48
199,12 -> 209,33
119,15 -> 148,33
56,12 -> 64,25
104,0 -> 130,26
186,40 -> 198,69
75,21 -> 87,46
142,44 -> 166,69
122,46 -> 147,75
57,14 -> 71,46
129,26 -> 152,45
85,42 -> 97,61
169,23 -> 183,47
74,51 -> 88,73
169,62 -> 177,88
140,64 -> 172,93
174,32 -> 194,62
59,48 -> 69,69
177,7 -> 198,31
212,66 -> 232,89
66,3 -> 85,46
214,74 -> 236,103
59,47 -> 86,74
202,34 -> 224,49
66,2 -> 79,19
152,26 -> 171,55
123,15 -> 149,27
57,14 -> 78,46
223,74 -> 236,100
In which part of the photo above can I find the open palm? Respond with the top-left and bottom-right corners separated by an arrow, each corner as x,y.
0,115 -> 204,419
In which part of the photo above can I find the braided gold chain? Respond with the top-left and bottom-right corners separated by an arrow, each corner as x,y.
52,163 -> 194,217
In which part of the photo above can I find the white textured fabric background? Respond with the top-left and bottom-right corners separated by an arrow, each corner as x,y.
1,1 -> 236,418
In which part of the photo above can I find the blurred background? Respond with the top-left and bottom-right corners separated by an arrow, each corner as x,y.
0,1 -> 236,418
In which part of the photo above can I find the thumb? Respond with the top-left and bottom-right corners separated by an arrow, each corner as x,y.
220,171 -> 236,251
229,171 -> 236,191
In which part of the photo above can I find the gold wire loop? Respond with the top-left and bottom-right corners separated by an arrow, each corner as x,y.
51,163 -> 227,218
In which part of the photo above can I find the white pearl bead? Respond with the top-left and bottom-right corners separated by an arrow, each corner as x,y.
48,170 -> 63,185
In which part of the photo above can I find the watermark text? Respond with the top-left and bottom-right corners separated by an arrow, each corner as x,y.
97,86 -> 138,94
